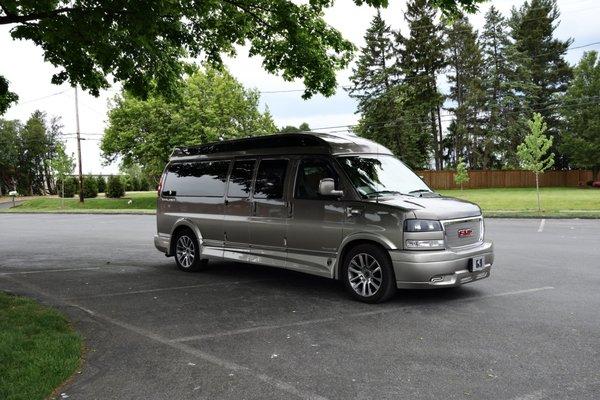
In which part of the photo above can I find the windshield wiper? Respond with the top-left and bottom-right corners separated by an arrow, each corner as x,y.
408,189 -> 438,197
366,190 -> 405,198
408,189 -> 433,194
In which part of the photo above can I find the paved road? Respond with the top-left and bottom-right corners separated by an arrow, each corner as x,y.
1,214 -> 599,400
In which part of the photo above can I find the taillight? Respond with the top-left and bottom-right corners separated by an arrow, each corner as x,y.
157,173 -> 165,195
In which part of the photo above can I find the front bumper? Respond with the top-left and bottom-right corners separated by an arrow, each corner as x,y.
390,241 -> 494,289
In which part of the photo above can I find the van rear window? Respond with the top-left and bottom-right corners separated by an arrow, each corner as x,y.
163,161 -> 230,197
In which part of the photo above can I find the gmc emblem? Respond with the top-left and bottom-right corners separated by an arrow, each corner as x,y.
457,228 -> 473,238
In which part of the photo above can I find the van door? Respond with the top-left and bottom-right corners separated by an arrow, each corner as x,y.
223,159 -> 256,260
285,157 -> 346,277
247,158 -> 289,267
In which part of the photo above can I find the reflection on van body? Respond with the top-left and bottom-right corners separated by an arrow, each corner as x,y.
155,132 -> 494,303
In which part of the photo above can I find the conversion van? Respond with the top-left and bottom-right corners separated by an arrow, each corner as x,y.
154,132 -> 493,303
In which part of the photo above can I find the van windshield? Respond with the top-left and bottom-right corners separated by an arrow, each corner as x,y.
337,155 -> 431,198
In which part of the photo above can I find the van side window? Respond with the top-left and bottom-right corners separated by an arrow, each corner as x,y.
254,159 -> 288,200
227,159 -> 255,198
164,161 -> 229,196
295,158 -> 340,200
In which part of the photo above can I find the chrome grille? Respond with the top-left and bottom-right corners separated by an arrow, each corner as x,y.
443,217 -> 483,249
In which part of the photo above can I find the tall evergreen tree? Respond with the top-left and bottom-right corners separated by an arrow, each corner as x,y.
348,10 -> 395,114
444,16 -> 485,168
348,11 -> 430,169
480,6 -> 532,168
509,0 -> 573,168
397,0 -> 446,169
560,51 -> 600,180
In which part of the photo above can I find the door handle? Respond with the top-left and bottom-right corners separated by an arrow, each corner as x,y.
287,202 -> 293,217
252,201 -> 257,215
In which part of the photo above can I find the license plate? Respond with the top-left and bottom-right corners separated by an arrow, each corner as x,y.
470,256 -> 485,272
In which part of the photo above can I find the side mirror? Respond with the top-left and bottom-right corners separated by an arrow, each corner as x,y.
318,178 -> 344,197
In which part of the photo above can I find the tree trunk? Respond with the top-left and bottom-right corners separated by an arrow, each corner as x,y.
535,172 -> 541,213
430,110 -> 440,170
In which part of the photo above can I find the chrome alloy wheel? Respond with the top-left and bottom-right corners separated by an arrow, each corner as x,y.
347,253 -> 383,297
176,235 -> 195,269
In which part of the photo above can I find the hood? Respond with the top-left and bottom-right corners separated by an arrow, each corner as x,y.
374,195 -> 482,220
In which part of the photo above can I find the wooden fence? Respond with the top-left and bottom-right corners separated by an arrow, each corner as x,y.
417,170 -> 594,190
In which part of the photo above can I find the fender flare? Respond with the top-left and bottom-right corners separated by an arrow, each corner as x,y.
333,232 -> 398,279
168,218 -> 204,255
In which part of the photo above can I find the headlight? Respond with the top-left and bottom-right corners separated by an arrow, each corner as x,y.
404,219 -> 442,232
405,239 -> 445,249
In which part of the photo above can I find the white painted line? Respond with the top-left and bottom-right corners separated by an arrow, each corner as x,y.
2,274 -> 329,400
511,390 -> 544,400
0,267 -> 101,276
73,305 -> 330,400
172,286 -> 555,343
66,279 -> 277,300
537,219 -> 546,233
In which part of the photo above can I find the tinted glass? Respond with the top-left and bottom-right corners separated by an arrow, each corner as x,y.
163,161 -> 229,196
227,159 -> 255,198
254,159 -> 288,199
338,155 -> 430,198
295,158 -> 340,200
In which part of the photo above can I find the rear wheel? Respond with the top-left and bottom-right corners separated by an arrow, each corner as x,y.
342,244 -> 396,303
173,229 -> 206,272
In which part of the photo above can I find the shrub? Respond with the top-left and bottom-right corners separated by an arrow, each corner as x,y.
82,175 -> 98,198
57,177 -> 77,198
96,176 -> 106,193
139,177 -> 151,191
593,181 -> 600,188
106,175 -> 125,198
130,176 -> 141,191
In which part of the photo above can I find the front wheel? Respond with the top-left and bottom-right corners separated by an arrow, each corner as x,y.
174,229 -> 206,272
342,244 -> 396,303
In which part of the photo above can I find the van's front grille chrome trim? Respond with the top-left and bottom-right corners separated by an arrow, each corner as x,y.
441,216 -> 484,250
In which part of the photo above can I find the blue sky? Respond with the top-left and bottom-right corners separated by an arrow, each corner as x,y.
1,0 -> 598,173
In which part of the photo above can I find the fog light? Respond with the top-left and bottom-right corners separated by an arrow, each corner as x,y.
405,239 -> 445,249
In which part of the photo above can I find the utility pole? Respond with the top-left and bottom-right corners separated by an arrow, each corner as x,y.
75,86 -> 84,203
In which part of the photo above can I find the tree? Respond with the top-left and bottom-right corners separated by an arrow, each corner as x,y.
0,0 -> 485,106
0,119 -> 20,194
509,0 -> 572,168
348,11 -> 395,113
453,157 -> 469,190
397,0 -> 446,170
560,51 -> 600,181
517,113 -> 554,212
82,174 -> 98,198
49,142 -> 74,205
479,6 -> 531,168
280,122 -> 311,133
444,16 -> 485,168
354,84 -> 431,169
347,10 -> 430,169
0,76 -> 18,115
101,66 -> 277,179
106,175 -> 125,199
96,176 -> 106,193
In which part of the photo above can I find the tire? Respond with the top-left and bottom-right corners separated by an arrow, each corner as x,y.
173,228 -> 206,272
341,243 -> 396,303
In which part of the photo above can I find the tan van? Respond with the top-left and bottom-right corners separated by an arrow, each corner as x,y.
154,132 -> 493,303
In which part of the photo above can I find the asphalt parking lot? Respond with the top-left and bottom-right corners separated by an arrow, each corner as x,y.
1,214 -> 599,400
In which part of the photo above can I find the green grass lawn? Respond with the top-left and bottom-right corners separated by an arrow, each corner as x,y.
440,187 -> 600,217
4,191 -> 157,214
2,188 -> 599,217
0,292 -> 82,400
